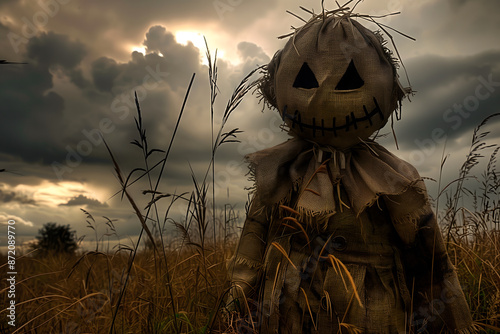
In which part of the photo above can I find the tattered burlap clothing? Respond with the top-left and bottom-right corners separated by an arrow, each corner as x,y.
227,138 -> 474,333
259,190 -> 408,333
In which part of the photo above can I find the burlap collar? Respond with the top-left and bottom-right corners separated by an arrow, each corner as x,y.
246,137 -> 428,240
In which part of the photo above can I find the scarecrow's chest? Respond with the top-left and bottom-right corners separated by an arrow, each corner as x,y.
259,190 -> 407,333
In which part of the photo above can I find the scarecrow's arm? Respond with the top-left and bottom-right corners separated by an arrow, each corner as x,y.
401,205 -> 474,333
226,195 -> 268,313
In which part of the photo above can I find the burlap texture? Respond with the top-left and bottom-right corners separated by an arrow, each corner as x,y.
247,137 -> 426,243
272,16 -> 404,148
227,137 -> 475,332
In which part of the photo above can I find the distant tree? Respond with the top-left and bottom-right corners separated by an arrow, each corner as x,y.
33,223 -> 78,255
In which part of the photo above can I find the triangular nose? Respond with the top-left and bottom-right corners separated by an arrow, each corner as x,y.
335,60 -> 364,90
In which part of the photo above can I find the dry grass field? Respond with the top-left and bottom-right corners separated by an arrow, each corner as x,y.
0,224 -> 499,333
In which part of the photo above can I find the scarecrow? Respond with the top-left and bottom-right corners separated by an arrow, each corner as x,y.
227,6 -> 474,334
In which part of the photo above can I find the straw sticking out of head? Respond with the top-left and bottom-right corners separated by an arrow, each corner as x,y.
277,4 -> 414,92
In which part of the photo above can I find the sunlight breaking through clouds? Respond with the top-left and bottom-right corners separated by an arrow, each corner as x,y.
11,181 -> 106,208
131,45 -> 147,55
175,31 -> 205,49
175,30 -> 225,64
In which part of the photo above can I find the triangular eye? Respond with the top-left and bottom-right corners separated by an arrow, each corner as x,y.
335,60 -> 364,90
293,62 -> 319,89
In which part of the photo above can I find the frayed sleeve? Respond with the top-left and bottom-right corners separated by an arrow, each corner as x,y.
400,205 -> 475,333
226,195 -> 269,313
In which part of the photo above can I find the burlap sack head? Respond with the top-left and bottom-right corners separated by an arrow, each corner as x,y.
260,14 -> 407,148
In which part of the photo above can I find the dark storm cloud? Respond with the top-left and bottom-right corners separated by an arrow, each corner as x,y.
0,188 -> 36,205
94,27 -> 268,157
0,31 -> 89,164
27,31 -> 86,69
68,67 -> 91,89
391,50 -> 500,152
91,57 -> 121,93
0,0 -> 279,64
370,0 -> 500,71
142,26 -> 203,81
60,194 -> 108,208
0,64 -> 67,163
43,24 -> 262,186
1,24 -> 205,175
26,31 -> 89,89
85,27 -> 199,96
73,35 -> 271,202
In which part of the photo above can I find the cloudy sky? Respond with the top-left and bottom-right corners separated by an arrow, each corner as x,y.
1,0 -> 499,252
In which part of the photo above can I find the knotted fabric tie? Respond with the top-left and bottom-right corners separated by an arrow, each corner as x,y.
296,147 -> 347,219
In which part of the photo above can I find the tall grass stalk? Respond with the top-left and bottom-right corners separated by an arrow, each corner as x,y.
206,37 -> 219,248
104,74 -> 195,333
436,114 -> 500,333
441,113 -> 500,243
101,48 -> 258,333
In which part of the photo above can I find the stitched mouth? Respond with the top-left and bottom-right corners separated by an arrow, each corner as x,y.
282,97 -> 384,138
